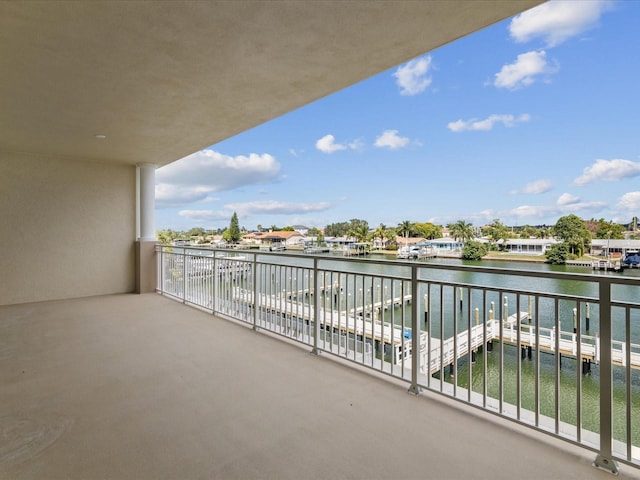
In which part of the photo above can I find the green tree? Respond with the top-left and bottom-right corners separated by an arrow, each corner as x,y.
482,219 -> 509,248
413,222 -> 442,239
324,221 -> 350,237
545,242 -> 569,264
225,212 -> 241,243
187,227 -> 206,237
553,214 -> 590,256
349,218 -> 369,233
156,229 -> 177,245
535,226 -> 553,239
385,228 -> 399,249
519,224 -> 537,238
448,220 -> 474,243
397,220 -> 413,239
596,220 -> 625,239
461,240 -> 488,260
373,223 -> 387,249
348,222 -> 370,242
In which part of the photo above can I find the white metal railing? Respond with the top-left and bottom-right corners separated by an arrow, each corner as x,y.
155,245 -> 640,474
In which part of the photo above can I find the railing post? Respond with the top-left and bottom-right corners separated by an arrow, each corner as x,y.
252,254 -> 258,331
311,258 -> 321,355
593,279 -> 619,474
408,265 -> 421,395
212,252 -> 218,315
159,246 -> 164,294
182,247 -> 187,304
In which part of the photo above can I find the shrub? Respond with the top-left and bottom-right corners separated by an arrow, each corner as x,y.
461,241 -> 488,261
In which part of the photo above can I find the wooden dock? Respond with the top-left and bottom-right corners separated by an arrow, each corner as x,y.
591,259 -> 625,272
230,291 -> 640,374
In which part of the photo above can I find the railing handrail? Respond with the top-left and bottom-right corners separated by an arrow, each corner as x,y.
155,244 -> 640,287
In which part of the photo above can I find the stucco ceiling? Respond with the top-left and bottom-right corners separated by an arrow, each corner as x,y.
0,1 -> 543,167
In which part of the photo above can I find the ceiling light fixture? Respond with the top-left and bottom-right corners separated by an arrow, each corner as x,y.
95,134 -> 106,139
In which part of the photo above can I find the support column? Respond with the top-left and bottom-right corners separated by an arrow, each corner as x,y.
138,163 -> 157,241
136,163 -> 157,293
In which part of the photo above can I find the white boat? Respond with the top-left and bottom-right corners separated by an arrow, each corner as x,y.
304,245 -> 330,254
397,245 -> 436,260
260,243 -> 286,252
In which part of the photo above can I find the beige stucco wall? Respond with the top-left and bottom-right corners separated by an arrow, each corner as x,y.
0,152 -> 136,305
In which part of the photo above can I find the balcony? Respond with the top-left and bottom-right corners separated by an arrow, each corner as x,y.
12,247 -> 639,479
157,247 -> 640,473
2,289 -> 638,480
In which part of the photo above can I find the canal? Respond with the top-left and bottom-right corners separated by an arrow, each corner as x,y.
258,255 -> 640,446
175,248 -> 640,451
323,254 -> 640,448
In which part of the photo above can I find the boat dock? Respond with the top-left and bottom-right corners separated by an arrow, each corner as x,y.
592,259 -> 625,272
230,291 -> 640,374
343,243 -> 370,256
233,290 -> 422,358
349,294 -> 412,316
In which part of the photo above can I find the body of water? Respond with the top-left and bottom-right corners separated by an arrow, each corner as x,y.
263,253 -> 640,447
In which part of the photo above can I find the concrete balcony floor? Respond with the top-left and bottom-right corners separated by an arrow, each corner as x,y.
2,293 -> 639,480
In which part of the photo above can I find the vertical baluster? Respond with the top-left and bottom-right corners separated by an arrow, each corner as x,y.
594,279 -> 618,474
408,265 -> 420,395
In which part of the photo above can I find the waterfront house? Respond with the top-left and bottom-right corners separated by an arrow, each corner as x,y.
291,225 -> 310,236
254,230 -> 305,248
325,236 -> 356,250
5,2 -> 632,478
423,237 -> 465,257
395,236 -> 427,247
590,239 -> 640,257
500,238 -> 560,256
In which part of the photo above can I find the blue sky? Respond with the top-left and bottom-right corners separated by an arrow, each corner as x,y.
156,0 -> 640,232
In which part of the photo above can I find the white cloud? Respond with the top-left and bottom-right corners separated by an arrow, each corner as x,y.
448,114 -> 531,132
178,200 -> 331,223
374,130 -> 410,149
508,205 -> 550,219
494,51 -> 557,90
224,200 -> 332,216
617,192 -> 640,211
456,196 -> 608,226
573,159 -> 640,186
510,179 -> 552,195
393,55 -> 433,96
348,138 -> 365,151
561,200 -> 607,214
178,209 -> 233,223
501,200 -> 606,222
510,0 -> 610,47
316,134 -> 363,153
156,183 -> 216,208
556,193 -> 580,205
156,149 -> 280,207
315,134 -> 347,154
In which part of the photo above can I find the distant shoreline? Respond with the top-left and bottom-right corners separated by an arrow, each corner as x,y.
370,250 -> 549,264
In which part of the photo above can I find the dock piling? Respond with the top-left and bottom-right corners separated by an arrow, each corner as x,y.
586,303 -> 590,331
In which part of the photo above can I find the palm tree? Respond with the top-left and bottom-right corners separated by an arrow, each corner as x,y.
373,223 -> 387,249
348,224 -> 370,243
448,220 -> 474,243
397,220 -> 413,238
397,220 -> 413,248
